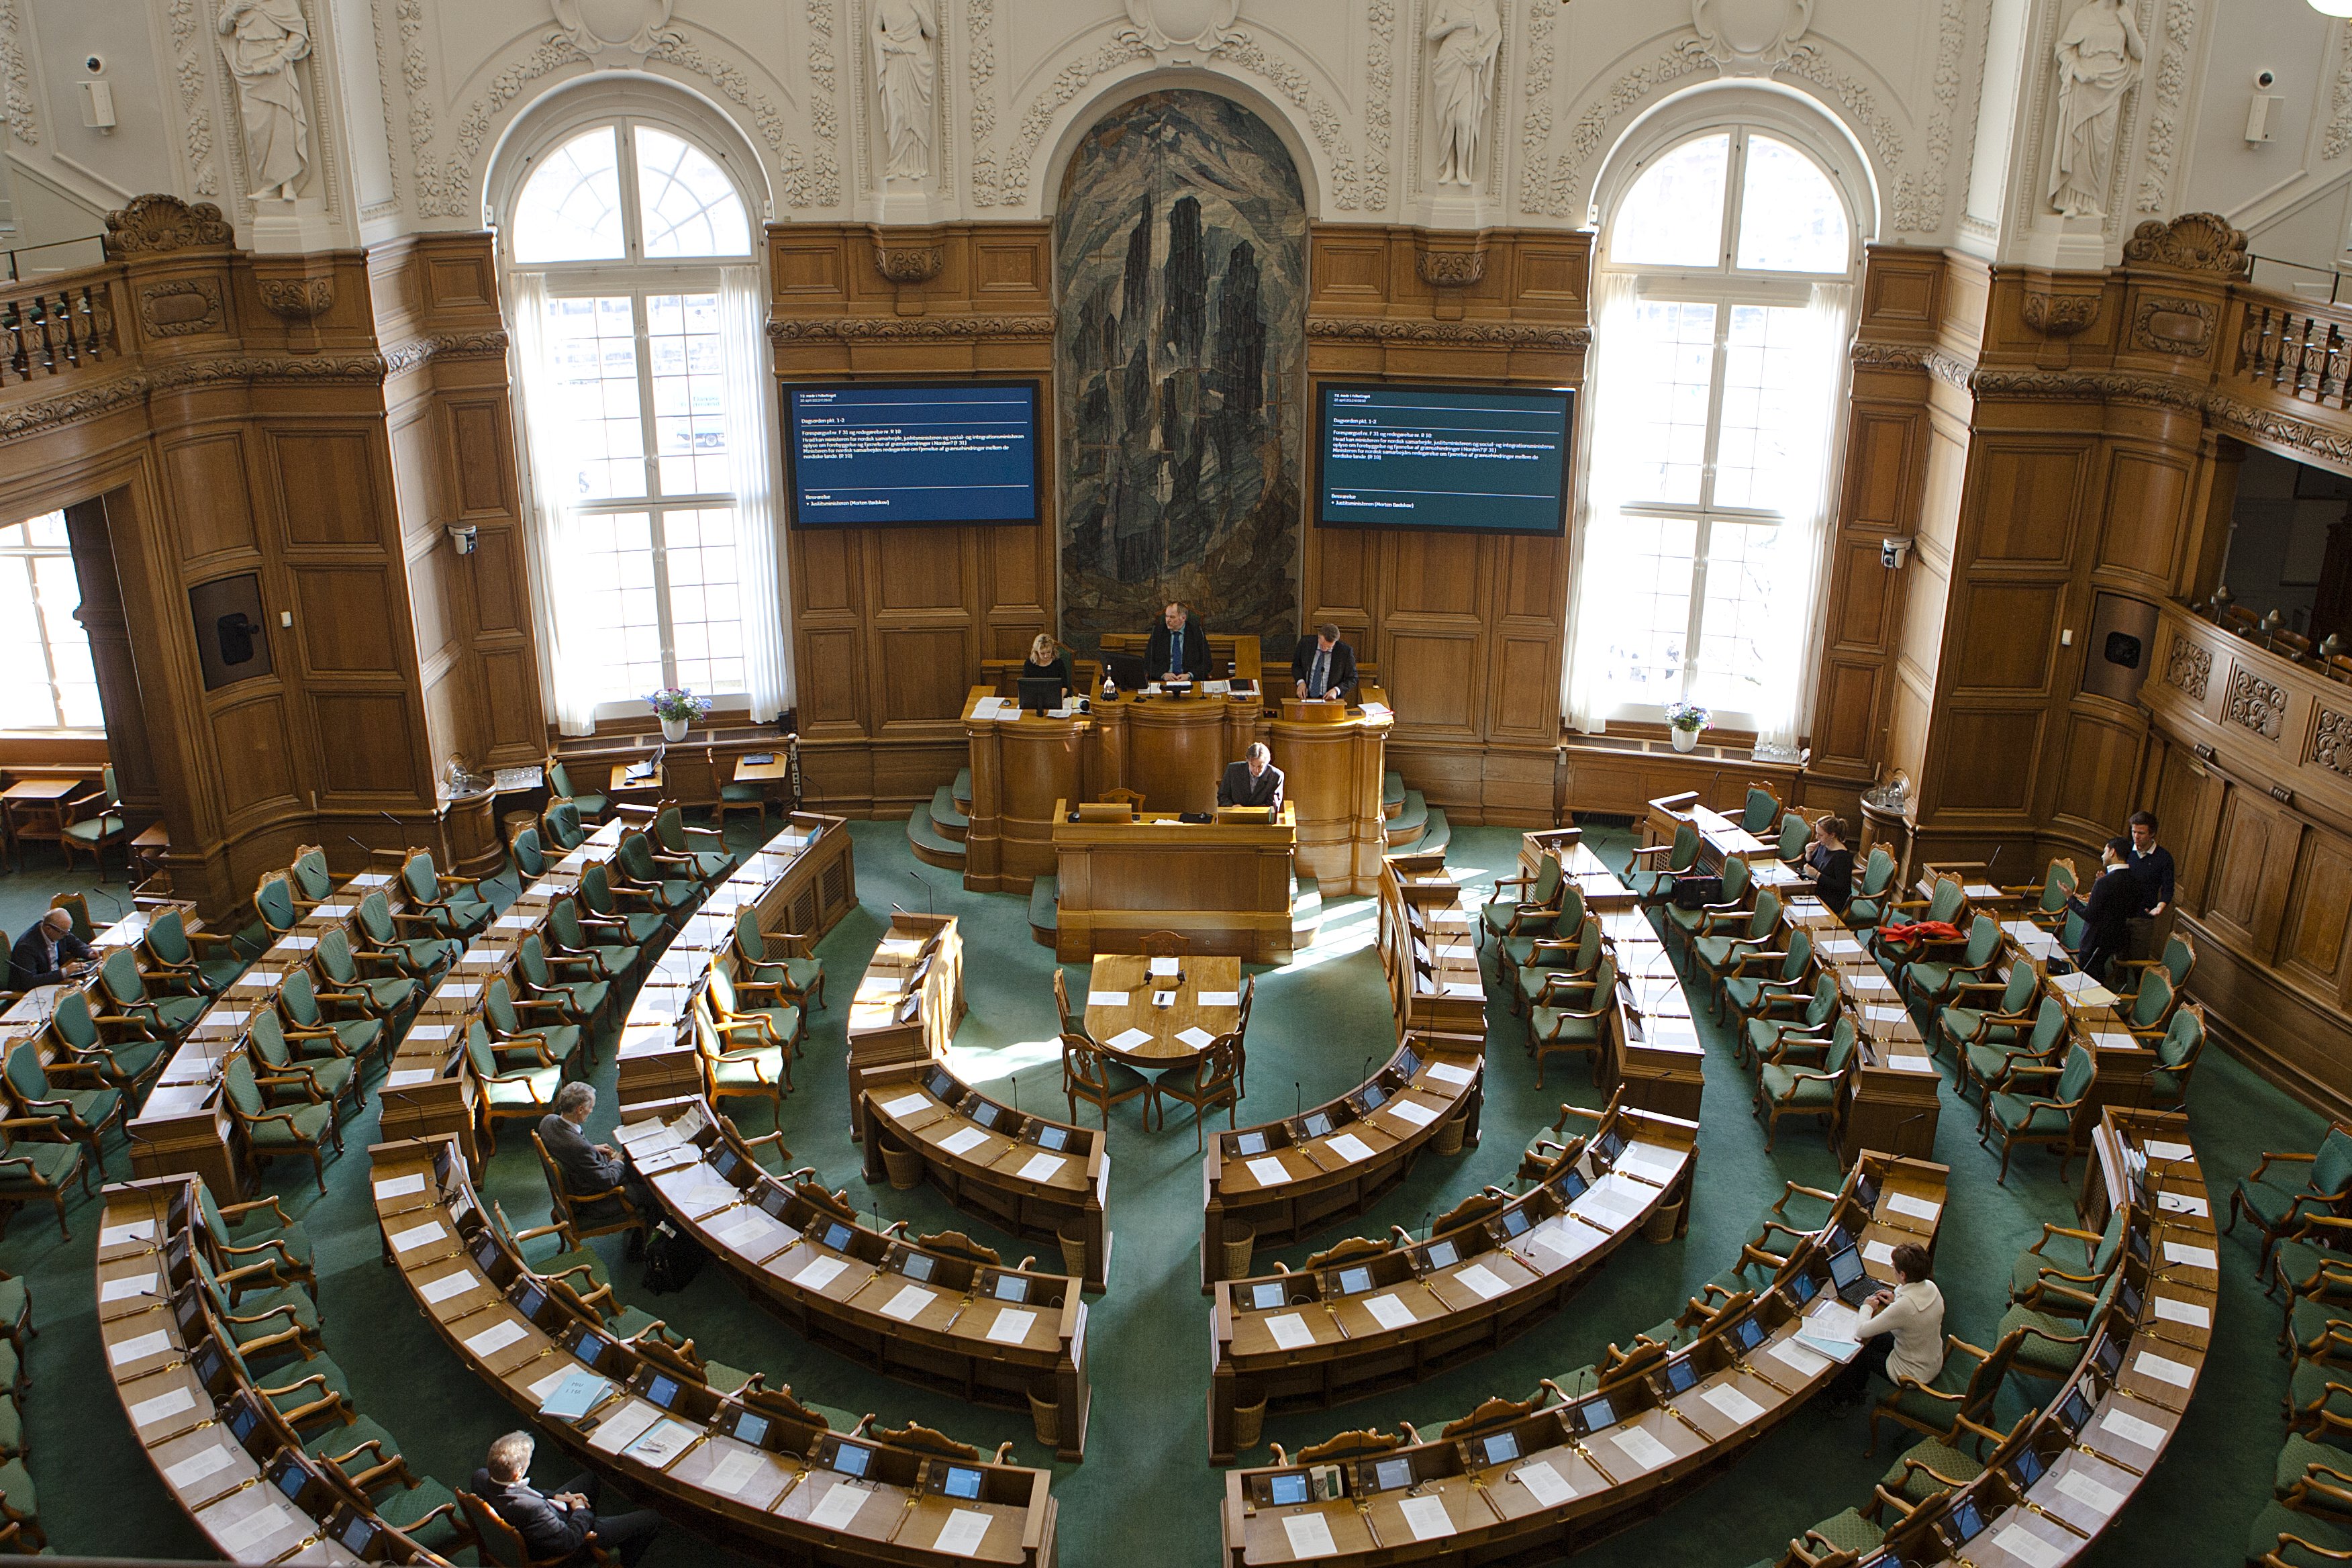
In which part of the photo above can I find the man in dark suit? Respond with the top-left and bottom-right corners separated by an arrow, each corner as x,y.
2124,808 -> 2175,961
8,909 -> 92,991
2067,836 -> 2139,985
1289,624 -> 1359,702
1217,743 -> 1284,810
538,1081 -> 654,1255
473,1430 -> 660,1567
1144,601 -> 1214,682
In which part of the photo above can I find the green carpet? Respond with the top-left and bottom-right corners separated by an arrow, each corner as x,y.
0,821 -> 2320,1565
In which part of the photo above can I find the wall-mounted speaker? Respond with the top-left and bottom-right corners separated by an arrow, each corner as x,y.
2081,591 -> 2159,704
189,573 -> 273,691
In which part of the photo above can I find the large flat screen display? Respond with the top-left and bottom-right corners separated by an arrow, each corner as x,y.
785,381 -> 1042,528
1315,382 -> 1574,535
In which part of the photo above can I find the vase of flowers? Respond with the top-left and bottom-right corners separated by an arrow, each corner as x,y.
646,687 -> 709,742
1665,699 -> 1711,753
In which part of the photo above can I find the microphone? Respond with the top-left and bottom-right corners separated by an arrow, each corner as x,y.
348,835 -> 371,857
1295,1081 -> 1303,1122
380,811 -> 405,834
1361,1055 -> 1373,1089
83,885 -> 124,919
906,870 -> 934,920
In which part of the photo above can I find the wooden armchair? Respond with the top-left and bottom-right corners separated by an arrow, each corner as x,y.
1061,1033 -> 1149,1128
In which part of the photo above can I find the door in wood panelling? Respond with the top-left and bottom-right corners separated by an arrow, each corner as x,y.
2280,826 -> 2352,999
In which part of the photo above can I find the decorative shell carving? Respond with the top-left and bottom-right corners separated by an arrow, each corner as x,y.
2315,707 -> 2352,779
2120,212 -> 2249,278
103,195 -> 233,258
2163,635 -> 2211,700
1690,0 -> 1814,75
548,0 -> 674,66
2022,291 -> 2100,338
2226,666 -> 2287,740
258,276 -> 335,321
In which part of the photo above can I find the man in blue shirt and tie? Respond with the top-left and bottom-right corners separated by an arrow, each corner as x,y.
1145,600 -> 1213,682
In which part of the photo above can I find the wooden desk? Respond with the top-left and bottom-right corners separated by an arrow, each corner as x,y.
370,1137 -> 1060,1565
856,1061 -> 1111,1293
130,822 -> 170,883
734,752 -> 795,782
620,1098 -> 1093,1461
1378,861 -> 1485,1038
1083,954 -> 1242,1067
1097,630 -> 1264,683
1202,1035 -> 1483,1290
846,914 -> 963,1079
1,776 -> 83,869
1052,799 -> 1297,963
1207,1104 -> 1696,1465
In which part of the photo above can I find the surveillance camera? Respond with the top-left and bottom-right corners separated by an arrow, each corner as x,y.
2257,69 -> 2276,89
446,522 -> 480,556
84,55 -> 103,75
1879,537 -> 1911,569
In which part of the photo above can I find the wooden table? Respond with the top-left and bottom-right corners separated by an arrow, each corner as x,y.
1083,954 -> 1242,1068
129,822 -> 170,883
1,777 -> 83,869
607,758 -> 664,797
1052,798 -> 1297,963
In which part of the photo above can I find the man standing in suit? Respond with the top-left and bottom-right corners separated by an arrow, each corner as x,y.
8,908 -> 92,991
1217,743 -> 1284,810
538,1082 -> 655,1257
473,1431 -> 661,1567
2067,836 -> 2138,985
2124,808 -> 2175,961
1289,624 -> 1359,702
1144,601 -> 1213,682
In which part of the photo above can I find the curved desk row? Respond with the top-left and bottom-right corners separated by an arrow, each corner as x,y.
1207,1101 -> 1698,1464
845,914 -> 964,1080
1219,1152 -> 1951,1565
99,1175 -> 448,1566
854,1061 -> 1110,1293
1376,859 -> 1486,1039
1202,1033 -> 1486,1291
370,1136 -> 1059,1567
618,1097 -> 1093,1461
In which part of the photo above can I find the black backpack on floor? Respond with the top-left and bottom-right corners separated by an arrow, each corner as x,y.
640,1221 -> 705,1295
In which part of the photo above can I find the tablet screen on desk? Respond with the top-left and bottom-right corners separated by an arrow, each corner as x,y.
1371,1458 -> 1412,1493
338,1514 -> 380,1554
1424,1239 -> 1459,1271
273,1459 -> 311,1502
1358,1082 -> 1387,1112
1574,1396 -> 1615,1434
572,1328 -> 612,1367
821,1222 -> 855,1253
993,1275 -> 1029,1304
1594,1130 -> 1626,1166
926,1067 -> 962,1102
1480,1432 -> 1519,1466
1786,1269 -> 1819,1306
1335,1267 -> 1373,1296
1732,1316 -> 1765,1353
2093,1334 -> 2122,1381
1552,1171 -> 1587,1203
1394,1048 -> 1421,1081
1302,1112 -> 1334,1139
1853,1173 -> 1879,1211
2006,1446 -> 2047,1489
1233,1130 -> 1269,1156
509,1282 -> 548,1322
1247,1282 -> 1286,1310
1498,1207 -> 1530,1239
942,1465 -> 984,1500
644,1374 -> 679,1409
732,1412 -> 769,1448
2057,1388 -> 2095,1434
1659,1357 -> 1698,1395
1940,1496 -> 1987,1546
710,1147 -> 741,1183
970,1100 -> 1004,1131
831,1442 -> 871,1478
901,1253 -> 936,1283
2116,1277 -> 2143,1322
1033,1125 -> 1069,1153
1267,1473 -> 1310,1507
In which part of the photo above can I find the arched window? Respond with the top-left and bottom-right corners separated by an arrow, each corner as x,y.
495,101 -> 785,734
1567,105 -> 1863,752
0,509 -> 99,730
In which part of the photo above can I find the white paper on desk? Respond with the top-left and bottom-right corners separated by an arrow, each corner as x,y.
1198,990 -> 1240,1007
2157,1190 -> 2209,1217
707,1451 -> 765,1496
464,1320 -> 526,1357
1387,1099 -> 1438,1128
2134,1351 -> 2194,1387
805,1483 -> 868,1530
1847,971 -> 1894,992
1438,981 -> 1483,997
2163,1240 -> 2217,1270
213,1502 -> 300,1554
1862,1239 -> 1896,1268
1610,1427 -> 1675,1471
1363,1294 -> 1416,1331
2097,1408 -> 2165,1451
794,1257 -> 849,1292
877,939 -> 924,960
388,1220 -> 446,1253
1524,1219 -> 1595,1269
374,1173 -> 427,1200
109,1330 -> 170,1366
1995,1524 -> 2067,1568
130,1386 -> 196,1427
165,1444 -> 236,1489
1808,1300 -> 1861,1338
350,872 -> 393,887
279,934 -> 318,950
1425,1061 -> 1475,1087
1087,991 -> 1129,1008
1246,1156 -> 1290,1185
624,1418 -> 699,1468
419,1271 -> 473,1304
2155,1295 -> 2210,1328
1700,1384 -> 1765,1426
879,1094 -> 931,1120
1017,1153 -> 1064,1183
1148,956 -> 1180,978
588,1401 -> 663,1455
495,914 -> 536,930
1282,1512 -> 1337,1559
204,1008 -> 250,1026
1615,1145 -> 1682,1185
385,1069 -> 436,1089
939,1126 -> 990,1158
1106,1027 -> 1153,1052
1888,1054 -> 1935,1074
1265,1313 -> 1315,1350
1513,1461 -> 1575,1506
101,1273 -> 158,1302
1396,1495 -> 1453,1540
409,1024 -> 455,1042
1767,1338 -> 1829,1379
935,1508 -> 992,1556
1455,1263 -> 1510,1300
1327,1134 -> 1375,1164
977,1308 -> 1036,1346
2145,1139 -> 2194,1162
1886,1193 -> 1940,1222
2057,1467 -> 2125,1518
881,1285 -> 934,1322
1176,1026 -> 1216,1050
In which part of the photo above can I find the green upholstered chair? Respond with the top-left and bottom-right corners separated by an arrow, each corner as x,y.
3,1038 -> 122,1173
2147,1000 -> 2207,1110
1511,914 -> 1601,1016
1528,954 -> 1617,1089
1736,785 -> 1781,836
0,1118 -> 85,1237
706,965 -> 801,1057
276,967 -> 384,1067
398,850 -> 494,940
515,933 -> 609,1028
1976,1042 -> 2096,1185
56,766 -> 126,878
509,822 -> 548,882
2250,1495 -> 2352,1568
46,988 -> 166,1091
195,1182 -> 315,1293
354,889 -> 461,981
192,1248 -> 322,1363
542,797 -> 590,854
1877,1412 -> 2020,1510
1867,1327 -> 2025,1456
48,893 -> 95,942
732,906 -> 826,1011
1896,913 -> 2003,1010
580,861 -> 669,946
1626,822 -> 1700,905
1957,994 -> 2067,1106
2007,1206 -> 2124,1311
1999,856 -> 2077,930
614,830 -> 696,916
1499,882 -> 1586,973
547,896 -> 640,983
1479,850 -> 1564,946
1841,845 -> 1898,931
289,846 -> 334,909
1062,1032 -> 1149,1128
1867,875 -> 1966,966
464,1023 -> 561,1157
1722,930 -> 1818,1062
2236,1126 -> 2352,1279
253,871 -> 303,945
647,803 -> 732,886
142,908 -> 245,995
1933,964 -> 2039,1065
2118,929 -> 2196,1003
1755,1014 -> 1856,1153
544,756 -> 609,824
1744,973 -> 1843,1077
1663,855 -> 1753,954
482,977 -> 581,1074
223,1054 -> 341,1191
693,999 -> 788,1130
247,1010 -> 360,1118
1693,888 -> 1784,1017
712,747 -> 769,828
97,947 -> 206,1037
1152,1033 -> 1242,1151
2116,963 -> 2181,1042
1772,811 -> 1811,865
524,1140 -> 640,1253
313,926 -> 420,1022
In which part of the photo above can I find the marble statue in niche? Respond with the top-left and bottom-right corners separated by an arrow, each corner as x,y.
2049,0 -> 2143,220
219,0 -> 311,200
1057,91 -> 1306,648
1427,0 -> 1502,187
872,0 -> 937,181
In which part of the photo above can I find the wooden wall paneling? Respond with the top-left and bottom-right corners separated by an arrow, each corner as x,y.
2279,824 -> 2352,998
2204,785 -> 2296,952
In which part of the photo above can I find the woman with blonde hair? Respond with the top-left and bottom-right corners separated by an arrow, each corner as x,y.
1022,632 -> 1074,699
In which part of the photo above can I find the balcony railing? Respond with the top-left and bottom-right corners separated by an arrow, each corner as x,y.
0,275 -> 119,389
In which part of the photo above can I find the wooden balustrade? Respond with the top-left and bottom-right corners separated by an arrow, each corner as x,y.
0,274 -> 121,389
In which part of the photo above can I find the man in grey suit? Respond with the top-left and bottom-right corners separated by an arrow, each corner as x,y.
1216,742 -> 1285,810
538,1082 -> 654,1255
473,1430 -> 661,1566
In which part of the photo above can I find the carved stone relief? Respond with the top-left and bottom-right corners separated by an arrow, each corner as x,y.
2227,665 -> 2288,741
2163,634 -> 2210,699
1416,247 -> 1486,287
548,0 -> 675,67
258,276 -> 336,320
1120,0 -> 1242,52
1690,0 -> 1814,75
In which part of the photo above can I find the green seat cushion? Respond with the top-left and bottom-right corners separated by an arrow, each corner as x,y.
1967,1042 -> 2033,1091
2279,1432 -> 2352,1493
0,1455 -> 33,1516
606,912 -> 668,945
39,1085 -> 122,1132
493,1026 -> 579,1070
2290,1295 -> 2352,1357
0,1140 -> 79,1193
2294,1359 -> 2352,1420
483,1067 -> 562,1109
319,1018 -> 383,1059
1663,903 -> 1709,936
1098,1061 -> 1150,1097
1528,1010 -> 1602,1044
1998,1305 -> 2088,1377
269,1057 -> 353,1103
2244,1171 -> 2331,1234
306,1414 -> 403,1471
748,957 -> 824,994
0,1397 -> 19,1457
543,981 -> 611,1018
2275,1238 -> 2352,1295
373,1476 -> 466,1551
250,1100 -> 335,1148
258,1353 -> 352,1423
568,793 -> 609,819
61,815 -> 122,845
0,1278 -> 26,1328
1986,1092 -> 2071,1136
1804,1508 -> 1884,1555
1937,1006 -> 2016,1046
2251,1501 -> 2352,1567
1876,1368 -> 1967,1430
719,782 -> 765,803
1760,1065 -> 1836,1108
711,1050 -> 787,1090
99,1039 -> 170,1083
2010,1245 -> 2097,1304
1881,1435 -> 1983,1502
222,1283 -> 321,1338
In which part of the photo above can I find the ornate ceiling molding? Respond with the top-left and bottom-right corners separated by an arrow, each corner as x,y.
1690,0 -> 1813,76
1118,0 -> 1242,52
1362,0 -> 1395,213
766,314 -> 1054,341
1517,0 -> 1560,217
0,0 -> 39,148
967,0 -> 1000,207
1306,316 -> 1589,348
548,0 -> 673,67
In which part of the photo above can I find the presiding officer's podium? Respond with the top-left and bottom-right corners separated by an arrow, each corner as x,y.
1050,797 -> 1298,963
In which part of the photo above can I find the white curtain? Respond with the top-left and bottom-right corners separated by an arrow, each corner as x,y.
509,271 -> 605,736
718,264 -> 793,718
1748,280 -> 1853,759
1561,271 -> 1644,734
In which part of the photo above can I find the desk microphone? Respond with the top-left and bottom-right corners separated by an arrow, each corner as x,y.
348,835 -> 372,859
906,871 -> 934,920
1295,1081 -> 1303,1122
380,810 -> 405,836
83,885 -> 124,920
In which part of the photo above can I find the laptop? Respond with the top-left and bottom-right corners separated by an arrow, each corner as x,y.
1825,1242 -> 1876,1305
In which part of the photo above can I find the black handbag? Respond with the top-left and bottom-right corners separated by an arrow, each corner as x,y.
1670,875 -> 1724,911
638,1220 -> 707,1295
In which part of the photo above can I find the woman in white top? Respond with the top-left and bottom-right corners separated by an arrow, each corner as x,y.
1831,1241 -> 1945,1408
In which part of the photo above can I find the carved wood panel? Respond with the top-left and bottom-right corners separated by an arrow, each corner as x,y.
2281,826 -> 2352,994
